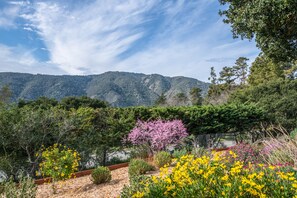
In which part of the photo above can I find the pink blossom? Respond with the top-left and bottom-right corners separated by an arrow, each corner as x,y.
127,119 -> 188,151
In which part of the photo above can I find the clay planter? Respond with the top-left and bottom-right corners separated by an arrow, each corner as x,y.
34,162 -> 129,185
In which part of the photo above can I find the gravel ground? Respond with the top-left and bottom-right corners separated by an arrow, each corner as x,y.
37,167 -> 130,198
37,166 -> 160,198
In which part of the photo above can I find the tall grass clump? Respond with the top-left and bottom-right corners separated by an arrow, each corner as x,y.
128,159 -> 155,179
91,166 -> 111,184
154,151 -> 171,168
1,176 -> 37,198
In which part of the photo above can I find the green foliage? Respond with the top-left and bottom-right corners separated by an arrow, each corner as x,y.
38,144 -> 80,181
91,166 -> 111,185
123,154 -> 297,197
60,96 -> 109,110
219,66 -> 236,85
17,96 -> 109,110
154,151 -> 171,168
219,0 -> 297,62
290,128 -> 297,140
206,57 -> 249,104
154,93 -> 167,106
127,104 -> 265,136
18,97 -> 58,109
128,159 -> 155,178
248,54 -> 285,86
121,175 -> 151,198
0,104 -> 264,179
217,57 -> 249,86
0,85 -> 12,104
172,92 -> 188,106
172,148 -> 188,159
229,79 -> 297,130
233,57 -> 249,85
1,176 -> 37,198
0,105 -> 63,177
130,145 -> 151,160
0,184 -> 3,194
191,147 -> 210,159
190,87 -> 203,106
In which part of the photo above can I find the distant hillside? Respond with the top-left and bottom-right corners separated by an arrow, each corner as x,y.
0,72 -> 209,107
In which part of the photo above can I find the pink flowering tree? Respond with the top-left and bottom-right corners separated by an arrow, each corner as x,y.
127,119 -> 188,152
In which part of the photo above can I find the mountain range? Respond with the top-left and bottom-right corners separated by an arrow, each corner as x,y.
0,72 -> 209,107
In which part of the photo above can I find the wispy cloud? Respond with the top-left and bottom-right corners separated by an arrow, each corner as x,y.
0,44 -> 64,74
0,0 -> 259,81
0,3 -> 21,28
21,0 -> 157,74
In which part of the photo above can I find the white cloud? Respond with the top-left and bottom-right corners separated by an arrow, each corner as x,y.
0,44 -> 64,74
21,0 -> 157,74
0,5 -> 20,28
116,15 -> 260,81
0,0 -> 260,81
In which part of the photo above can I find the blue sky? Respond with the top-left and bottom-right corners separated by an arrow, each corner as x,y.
0,0 -> 260,82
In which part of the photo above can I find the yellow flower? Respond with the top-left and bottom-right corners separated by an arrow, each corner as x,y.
152,176 -> 158,184
268,165 -> 275,170
132,191 -> 145,198
221,175 -> 228,181
166,185 -> 175,191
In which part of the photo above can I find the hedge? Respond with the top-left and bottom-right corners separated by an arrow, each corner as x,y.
0,104 -> 265,179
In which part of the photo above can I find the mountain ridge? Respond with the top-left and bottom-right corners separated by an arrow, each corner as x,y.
0,71 -> 209,107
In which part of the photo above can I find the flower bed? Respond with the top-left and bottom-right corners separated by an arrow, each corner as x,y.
121,152 -> 297,197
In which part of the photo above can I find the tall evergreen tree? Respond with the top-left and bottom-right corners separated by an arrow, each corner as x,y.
190,87 -> 203,106
248,54 -> 285,86
233,57 -> 249,85
154,93 -> 167,106
0,85 -> 12,104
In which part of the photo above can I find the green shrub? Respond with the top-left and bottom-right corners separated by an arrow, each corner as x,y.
91,166 -> 111,185
154,151 -> 171,168
121,175 -> 151,198
0,184 -> 4,194
128,159 -> 155,178
129,145 -> 151,159
38,144 -> 80,194
290,128 -> 297,140
38,144 -> 80,181
191,147 -> 210,158
172,148 -> 188,159
1,176 -> 37,198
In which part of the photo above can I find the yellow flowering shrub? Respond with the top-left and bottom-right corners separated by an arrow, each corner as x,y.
38,144 -> 80,181
121,152 -> 297,198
